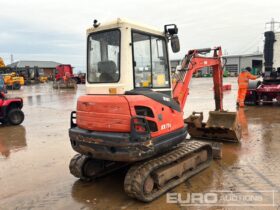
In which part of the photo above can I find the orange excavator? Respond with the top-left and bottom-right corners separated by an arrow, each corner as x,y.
68,19 -> 240,202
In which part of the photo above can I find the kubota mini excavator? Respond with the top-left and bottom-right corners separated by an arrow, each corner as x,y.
69,19 -> 240,202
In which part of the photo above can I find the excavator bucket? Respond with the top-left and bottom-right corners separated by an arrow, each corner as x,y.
185,111 -> 241,143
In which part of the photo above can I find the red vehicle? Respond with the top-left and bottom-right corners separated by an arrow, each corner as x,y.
55,65 -> 85,84
55,65 -> 73,80
73,72 -> 86,84
0,92 -> 24,125
245,31 -> 280,105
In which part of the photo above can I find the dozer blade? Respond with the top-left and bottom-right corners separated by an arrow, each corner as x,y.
185,111 -> 241,143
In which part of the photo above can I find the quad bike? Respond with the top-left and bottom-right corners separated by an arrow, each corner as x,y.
0,92 -> 24,125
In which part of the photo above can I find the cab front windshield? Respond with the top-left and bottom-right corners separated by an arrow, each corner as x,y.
87,29 -> 120,83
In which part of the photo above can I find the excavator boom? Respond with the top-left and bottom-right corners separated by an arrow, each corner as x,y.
173,47 -> 223,111
172,47 -> 241,143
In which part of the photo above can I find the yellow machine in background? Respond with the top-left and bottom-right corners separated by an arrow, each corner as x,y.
38,76 -> 48,83
0,57 -> 5,68
37,68 -> 48,83
0,57 -> 24,89
3,73 -> 25,90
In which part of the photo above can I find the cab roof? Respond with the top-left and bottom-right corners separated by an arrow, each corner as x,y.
86,18 -> 165,37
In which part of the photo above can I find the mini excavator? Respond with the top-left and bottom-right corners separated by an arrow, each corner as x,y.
68,19 -> 241,202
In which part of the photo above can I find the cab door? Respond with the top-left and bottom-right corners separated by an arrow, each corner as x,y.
131,31 -> 171,95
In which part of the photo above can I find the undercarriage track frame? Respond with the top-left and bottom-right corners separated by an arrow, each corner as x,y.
69,140 -> 213,202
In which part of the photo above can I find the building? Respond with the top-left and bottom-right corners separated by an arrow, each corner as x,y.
7,60 -> 61,76
223,53 -> 263,75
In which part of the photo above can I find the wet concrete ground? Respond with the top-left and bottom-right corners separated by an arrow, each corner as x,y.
0,78 -> 280,210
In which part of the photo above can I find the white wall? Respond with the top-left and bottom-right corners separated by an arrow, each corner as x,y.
274,32 -> 280,69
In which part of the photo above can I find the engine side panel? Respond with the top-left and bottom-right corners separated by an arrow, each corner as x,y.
76,94 -> 184,138
77,95 -> 131,132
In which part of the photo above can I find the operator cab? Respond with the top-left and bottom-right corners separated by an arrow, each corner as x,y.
86,18 -> 179,96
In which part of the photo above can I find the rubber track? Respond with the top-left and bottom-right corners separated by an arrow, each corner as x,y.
69,154 -> 91,181
124,140 -> 212,202
69,154 -> 129,181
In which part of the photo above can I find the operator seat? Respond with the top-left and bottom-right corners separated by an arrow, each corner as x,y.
125,89 -> 181,112
98,61 -> 118,82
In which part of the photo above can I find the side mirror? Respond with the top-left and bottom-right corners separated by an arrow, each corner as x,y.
171,35 -> 180,53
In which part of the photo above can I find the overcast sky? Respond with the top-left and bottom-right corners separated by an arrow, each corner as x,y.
1,0 -> 280,71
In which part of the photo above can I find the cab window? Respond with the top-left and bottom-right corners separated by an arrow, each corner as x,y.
88,29 -> 120,83
132,32 -> 170,88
